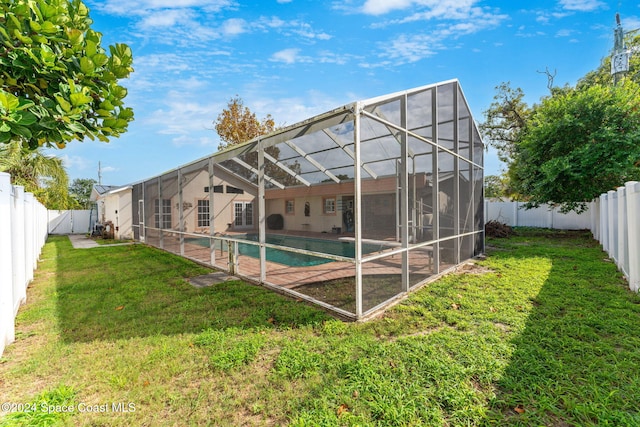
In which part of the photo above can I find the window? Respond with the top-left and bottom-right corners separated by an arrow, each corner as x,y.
154,199 -> 172,228
197,199 -> 210,227
226,186 -> 244,194
204,185 -> 223,193
234,202 -> 253,227
285,200 -> 295,215
323,197 -> 336,214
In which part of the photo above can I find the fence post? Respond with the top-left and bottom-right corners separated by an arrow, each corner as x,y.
0,173 -> 14,355
607,190 -> 617,263
484,200 -> 488,225
590,200 -> 599,241
626,181 -> 639,292
24,193 -> 34,285
11,186 -> 26,315
616,186 -> 628,276
600,193 -> 608,250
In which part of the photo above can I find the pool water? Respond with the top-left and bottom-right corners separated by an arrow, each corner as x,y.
187,234 -> 384,267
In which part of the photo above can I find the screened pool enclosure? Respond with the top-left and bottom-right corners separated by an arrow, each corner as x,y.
131,79 -> 484,320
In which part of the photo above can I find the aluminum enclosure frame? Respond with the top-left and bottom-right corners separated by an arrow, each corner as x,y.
131,79 -> 485,320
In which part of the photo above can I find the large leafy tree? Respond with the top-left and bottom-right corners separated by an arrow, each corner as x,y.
214,96 -> 275,150
479,82 -> 532,166
484,175 -> 509,200
0,141 -> 78,208
69,177 -> 95,208
0,0 -> 133,149
511,81 -> 640,213
213,96 -> 302,186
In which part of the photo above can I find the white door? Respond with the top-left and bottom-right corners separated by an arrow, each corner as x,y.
234,202 -> 253,229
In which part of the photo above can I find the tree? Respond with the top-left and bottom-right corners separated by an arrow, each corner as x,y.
69,177 -> 95,208
214,96 -> 302,186
484,175 -> 508,200
214,96 -> 275,150
0,141 -> 78,208
511,81 -> 640,213
0,0 -> 134,150
479,82 -> 532,166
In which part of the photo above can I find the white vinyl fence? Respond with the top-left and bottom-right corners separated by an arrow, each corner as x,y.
484,200 -> 594,229
485,183 -> 639,293
593,182 -> 640,293
48,209 -> 93,235
0,172 -> 48,357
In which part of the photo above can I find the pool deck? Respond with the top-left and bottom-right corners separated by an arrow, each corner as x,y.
144,230 -> 447,313
150,230 -> 442,284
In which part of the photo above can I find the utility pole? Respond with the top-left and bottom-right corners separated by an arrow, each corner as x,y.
98,161 -> 102,185
611,13 -> 628,85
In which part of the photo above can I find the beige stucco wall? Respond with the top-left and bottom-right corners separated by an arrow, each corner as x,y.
102,189 -> 133,239
265,195 -> 347,233
172,170 -> 257,234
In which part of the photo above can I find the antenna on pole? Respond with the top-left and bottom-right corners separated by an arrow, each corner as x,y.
611,13 -> 628,84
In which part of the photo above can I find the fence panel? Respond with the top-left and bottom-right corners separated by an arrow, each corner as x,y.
0,172 -> 48,357
0,173 -> 14,357
484,201 -> 593,229
624,182 -> 640,292
597,183 -> 640,293
48,210 -> 92,234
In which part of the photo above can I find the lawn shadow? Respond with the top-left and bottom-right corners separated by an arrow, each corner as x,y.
483,233 -> 640,426
52,237 -> 330,343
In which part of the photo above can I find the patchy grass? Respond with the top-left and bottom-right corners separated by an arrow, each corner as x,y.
92,238 -> 135,245
1,231 -> 639,426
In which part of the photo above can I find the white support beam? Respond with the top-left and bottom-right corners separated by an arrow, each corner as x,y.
285,140 -> 341,184
322,129 -> 378,179
354,103 -> 363,318
366,106 -> 415,159
230,157 -> 286,189
263,151 -> 311,187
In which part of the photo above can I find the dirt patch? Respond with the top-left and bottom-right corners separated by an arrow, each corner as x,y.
456,262 -> 494,275
188,272 -> 235,288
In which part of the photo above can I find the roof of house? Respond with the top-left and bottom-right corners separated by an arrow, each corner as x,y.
90,184 -> 131,201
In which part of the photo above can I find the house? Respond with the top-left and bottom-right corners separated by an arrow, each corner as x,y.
90,184 -> 133,240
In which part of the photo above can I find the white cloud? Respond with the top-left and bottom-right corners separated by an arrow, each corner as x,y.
555,29 -> 576,37
59,155 -> 92,171
380,33 -> 439,63
141,90 -> 224,144
270,48 -> 302,64
366,1 -> 507,65
290,22 -> 333,40
259,16 -> 287,29
221,18 -> 247,36
558,0 -> 606,12
90,0 -> 234,46
622,16 -> 640,31
251,90 -> 348,127
138,9 -> 194,29
170,135 -> 217,147
362,0 -> 414,15
253,17 -> 333,42
93,0 -> 236,16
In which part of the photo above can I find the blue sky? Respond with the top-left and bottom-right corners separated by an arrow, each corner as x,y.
48,0 -> 640,186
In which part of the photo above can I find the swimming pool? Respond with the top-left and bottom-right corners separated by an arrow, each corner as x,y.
186,234 -> 385,267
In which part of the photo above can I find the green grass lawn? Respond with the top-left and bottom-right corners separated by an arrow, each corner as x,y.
1,231 -> 639,426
